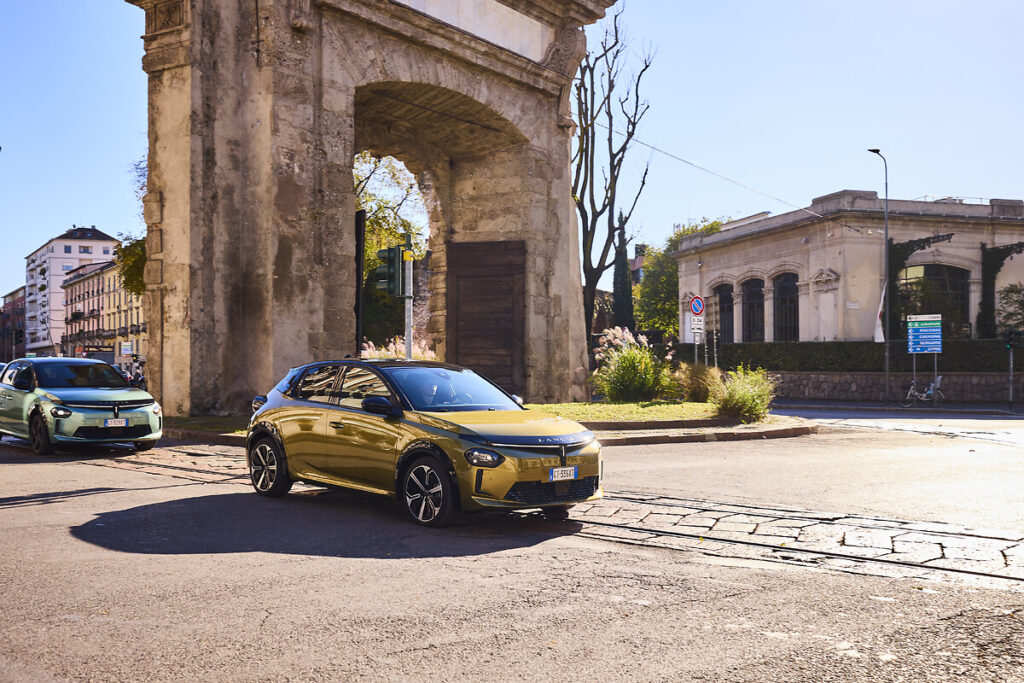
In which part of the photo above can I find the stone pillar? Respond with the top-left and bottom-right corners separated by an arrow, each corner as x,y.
130,0 -> 357,415
763,285 -> 775,343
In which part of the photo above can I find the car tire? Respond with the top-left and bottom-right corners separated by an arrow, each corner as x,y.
540,505 -> 574,520
134,441 -> 157,452
401,456 -> 457,527
29,413 -> 55,456
248,438 -> 293,497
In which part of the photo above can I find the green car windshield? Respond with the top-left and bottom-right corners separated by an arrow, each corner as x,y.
383,367 -> 521,412
35,363 -> 129,389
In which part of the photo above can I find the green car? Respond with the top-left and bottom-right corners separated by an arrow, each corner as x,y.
0,357 -> 162,454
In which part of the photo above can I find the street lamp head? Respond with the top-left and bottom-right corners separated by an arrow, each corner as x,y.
867,148 -> 881,154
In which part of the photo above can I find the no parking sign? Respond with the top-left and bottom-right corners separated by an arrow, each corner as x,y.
689,296 -> 705,317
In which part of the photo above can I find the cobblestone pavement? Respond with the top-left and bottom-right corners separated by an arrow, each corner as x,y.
74,439 -> 1024,591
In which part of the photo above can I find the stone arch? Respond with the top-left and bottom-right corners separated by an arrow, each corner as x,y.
127,0 -> 612,414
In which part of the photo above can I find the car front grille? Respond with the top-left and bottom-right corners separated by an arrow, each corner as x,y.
504,476 -> 599,505
62,399 -> 155,410
72,425 -> 154,439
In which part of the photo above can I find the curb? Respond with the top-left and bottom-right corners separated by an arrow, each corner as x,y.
163,428 -> 246,447
595,423 -> 818,447
163,420 -> 817,449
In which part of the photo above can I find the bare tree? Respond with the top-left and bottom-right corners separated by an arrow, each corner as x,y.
572,9 -> 652,342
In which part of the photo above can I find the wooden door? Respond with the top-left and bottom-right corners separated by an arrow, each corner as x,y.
447,241 -> 525,395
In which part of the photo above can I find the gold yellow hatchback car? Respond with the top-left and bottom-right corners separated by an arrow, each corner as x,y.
246,360 -> 602,526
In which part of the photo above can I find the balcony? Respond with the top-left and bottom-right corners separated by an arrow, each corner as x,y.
117,326 -> 128,336
129,324 -> 140,334
140,322 -> 147,333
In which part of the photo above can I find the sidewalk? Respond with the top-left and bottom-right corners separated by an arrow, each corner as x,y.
773,398 -> 1024,417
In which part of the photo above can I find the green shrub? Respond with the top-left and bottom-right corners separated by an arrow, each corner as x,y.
711,364 -> 776,422
589,327 -> 673,402
670,363 -> 723,402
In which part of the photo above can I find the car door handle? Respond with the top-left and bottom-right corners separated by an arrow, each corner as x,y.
329,421 -> 345,430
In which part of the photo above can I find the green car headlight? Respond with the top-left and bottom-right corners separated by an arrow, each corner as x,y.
50,406 -> 72,419
464,447 -> 504,468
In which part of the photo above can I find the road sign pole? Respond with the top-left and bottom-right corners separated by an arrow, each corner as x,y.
1010,345 -> 1015,413
404,234 -> 413,360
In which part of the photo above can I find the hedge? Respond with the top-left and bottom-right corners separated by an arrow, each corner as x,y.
663,339 -> 1022,373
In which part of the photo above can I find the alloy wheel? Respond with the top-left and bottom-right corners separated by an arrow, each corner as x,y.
250,443 -> 278,492
404,464 -> 444,523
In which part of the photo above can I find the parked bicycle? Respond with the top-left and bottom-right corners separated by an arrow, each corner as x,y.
898,375 -> 944,408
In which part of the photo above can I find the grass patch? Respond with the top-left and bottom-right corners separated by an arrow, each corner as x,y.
163,416 -> 249,435
524,401 -> 716,423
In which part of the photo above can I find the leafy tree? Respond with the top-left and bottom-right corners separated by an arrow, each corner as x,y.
572,8 -> 652,341
634,218 -> 723,337
115,236 -> 147,297
116,155 -> 149,296
354,152 -> 427,344
997,282 -> 1024,331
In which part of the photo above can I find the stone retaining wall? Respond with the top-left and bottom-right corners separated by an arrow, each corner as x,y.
775,371 -> 1021,403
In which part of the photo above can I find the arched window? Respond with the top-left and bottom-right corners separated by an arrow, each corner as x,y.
713,283 -> 734,344
772,272 -> 799,342
897,264 -> 970,337
741,278 -> 764,343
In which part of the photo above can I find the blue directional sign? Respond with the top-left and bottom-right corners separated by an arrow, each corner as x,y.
907,314 -> 942,354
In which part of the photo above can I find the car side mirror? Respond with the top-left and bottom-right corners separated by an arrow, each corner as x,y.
12,378 -> 31,391
511,394 -> 524,406
252,395 -> 268,412
363,395 -> 400,416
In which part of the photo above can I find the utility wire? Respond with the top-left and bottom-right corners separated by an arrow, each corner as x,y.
595,121 -> 867,234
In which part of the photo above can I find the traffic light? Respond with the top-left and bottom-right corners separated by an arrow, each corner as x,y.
375,245 -> 403,296
1006,329 -> 1022,350
13,329 -> 23,346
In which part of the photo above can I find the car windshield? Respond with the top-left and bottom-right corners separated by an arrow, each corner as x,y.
383,366 -> 521,412
35,362 -> 129,389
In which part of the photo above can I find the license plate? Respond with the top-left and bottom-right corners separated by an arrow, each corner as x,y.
548,466 -> 577,482
104,419 -> 128,427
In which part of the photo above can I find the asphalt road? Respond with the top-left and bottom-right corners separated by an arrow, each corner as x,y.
0,427 -> 1022,682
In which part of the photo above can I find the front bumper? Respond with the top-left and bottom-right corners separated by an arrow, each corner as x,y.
457,442 -> 603,511
49,408 -> 162,444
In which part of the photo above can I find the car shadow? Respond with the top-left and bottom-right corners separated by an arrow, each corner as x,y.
70,487 -> 583,560
0,438 -> 137,464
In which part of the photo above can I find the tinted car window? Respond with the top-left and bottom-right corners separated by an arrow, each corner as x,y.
337,366 -> 391,410
0,362 -> 19,385
292,364 -> 342,403
384,366 -> 521,412
274,367 -> 303,394
36,362 -> 127,389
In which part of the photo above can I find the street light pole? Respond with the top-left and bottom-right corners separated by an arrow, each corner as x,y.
868,148 -> 890,401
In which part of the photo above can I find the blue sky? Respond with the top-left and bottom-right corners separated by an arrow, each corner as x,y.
1,1 -> 1022,296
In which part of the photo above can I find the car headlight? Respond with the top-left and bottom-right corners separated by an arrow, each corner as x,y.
464,447 -> 504,468
50,406 -> 72,419
151,403 -> 162,416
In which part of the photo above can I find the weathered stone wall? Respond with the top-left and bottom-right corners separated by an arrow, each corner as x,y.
776,371 -> 1022,403
129,0 -> 610,414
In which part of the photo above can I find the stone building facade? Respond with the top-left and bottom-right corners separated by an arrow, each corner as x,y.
127,0 -> 614,415
671,190 -> 1024,344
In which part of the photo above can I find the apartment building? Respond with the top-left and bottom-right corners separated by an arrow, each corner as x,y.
61,260 -> 147,371
0,287 -> 27,363
24,226 -> 119,356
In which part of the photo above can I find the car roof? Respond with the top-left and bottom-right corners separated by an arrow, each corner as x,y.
21,357 -> 108,365
299,358 -> 467,372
